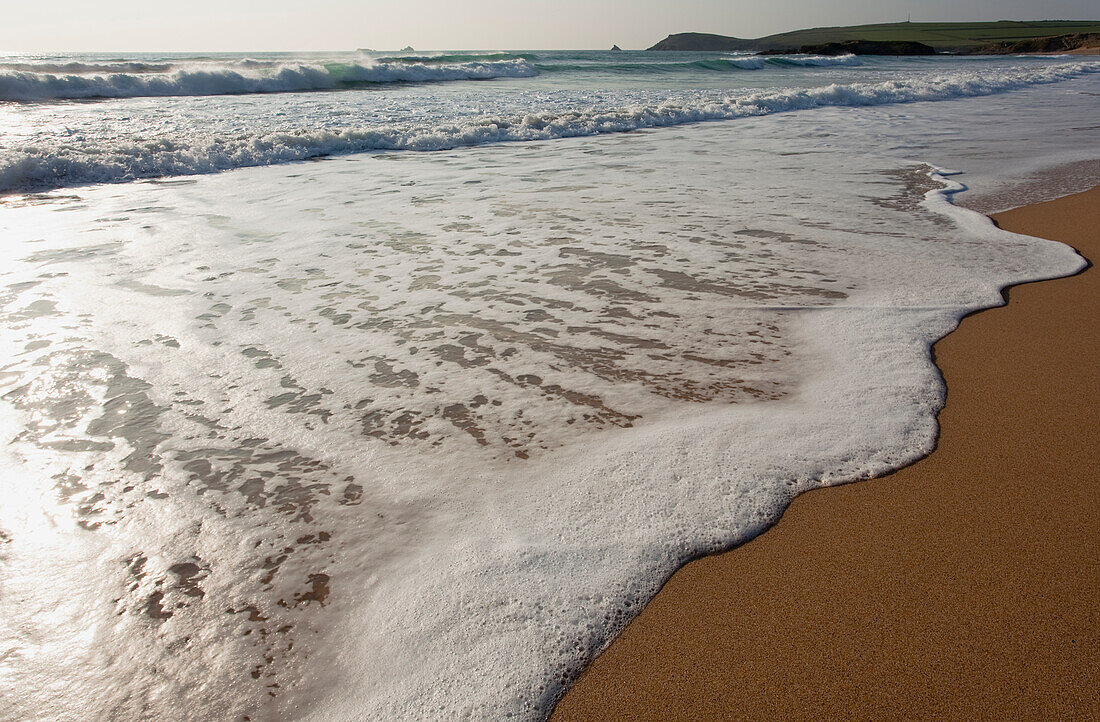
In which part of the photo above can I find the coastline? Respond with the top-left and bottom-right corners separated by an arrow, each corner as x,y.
553,186 -> 1099,719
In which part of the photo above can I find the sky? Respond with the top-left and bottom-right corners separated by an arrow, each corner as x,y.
1,0 -> 1097,52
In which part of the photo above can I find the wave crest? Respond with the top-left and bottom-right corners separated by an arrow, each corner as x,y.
0,61 -> 174,74
0,59 -> 539,101
764,54 -> 862,67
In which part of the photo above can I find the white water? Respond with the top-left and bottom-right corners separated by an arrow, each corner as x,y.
1,55 -> 1097,193
0,55 -> 1097,720
0,58 -> 538,101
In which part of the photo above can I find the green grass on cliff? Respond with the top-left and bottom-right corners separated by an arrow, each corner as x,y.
650,20 -> 1100,51
762,20 -> 1100,49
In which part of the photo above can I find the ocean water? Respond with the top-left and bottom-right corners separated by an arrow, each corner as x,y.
0,51 -> 1097,719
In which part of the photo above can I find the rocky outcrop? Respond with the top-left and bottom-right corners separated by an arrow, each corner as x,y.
974,33 -> 1100,54
761,40 -> 937,56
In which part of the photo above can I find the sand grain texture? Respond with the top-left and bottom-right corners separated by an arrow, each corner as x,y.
553,187 -> 1100,720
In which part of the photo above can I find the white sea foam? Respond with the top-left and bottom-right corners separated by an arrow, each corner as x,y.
0,103 -> 1089,719
1,60 -> 1096,194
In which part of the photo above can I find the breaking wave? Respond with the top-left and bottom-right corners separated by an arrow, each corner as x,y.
0,61 -> 174,74
532,54 -> 858,74
764,53 -> 863,67
2,61 -> 1097,194
373,52 -> 537,64
0,59 -> 539,101
0,52 -> 871,102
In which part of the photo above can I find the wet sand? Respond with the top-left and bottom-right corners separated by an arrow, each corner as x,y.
553,186 -> 1100,719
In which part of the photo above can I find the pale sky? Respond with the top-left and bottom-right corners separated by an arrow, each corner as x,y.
2,0 -> 1097,52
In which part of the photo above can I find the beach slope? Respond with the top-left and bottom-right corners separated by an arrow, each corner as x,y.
553,187 -> 1099,719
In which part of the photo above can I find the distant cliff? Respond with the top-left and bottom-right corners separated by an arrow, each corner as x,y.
647,21 -> 1100,52
647,33 -> 756,52
973,33 -> 1100,54
648,33 -> 934,54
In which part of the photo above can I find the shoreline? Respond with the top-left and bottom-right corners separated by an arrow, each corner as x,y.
553,186 -> 1099,719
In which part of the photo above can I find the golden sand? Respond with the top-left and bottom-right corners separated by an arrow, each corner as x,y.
553,187 -> 1100,720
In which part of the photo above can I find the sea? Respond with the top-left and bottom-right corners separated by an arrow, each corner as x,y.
0,50 -> 1097,719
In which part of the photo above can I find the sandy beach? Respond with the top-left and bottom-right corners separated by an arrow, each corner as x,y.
553,186 -> 1099,719
3,43 -> 1097,716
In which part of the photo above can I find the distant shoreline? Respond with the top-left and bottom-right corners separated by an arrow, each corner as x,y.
646,20 -> 1100,52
